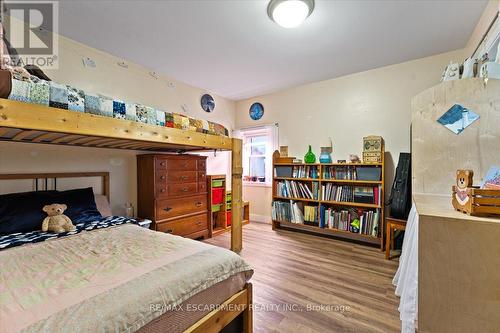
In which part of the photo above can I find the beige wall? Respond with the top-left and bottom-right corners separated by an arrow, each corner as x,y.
0,32 -> 235,215
236,49 -> 465,222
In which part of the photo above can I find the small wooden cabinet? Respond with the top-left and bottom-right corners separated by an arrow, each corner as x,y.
137,154 -> 209,239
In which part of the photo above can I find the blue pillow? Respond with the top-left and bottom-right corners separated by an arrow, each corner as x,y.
0,187 -> 102,235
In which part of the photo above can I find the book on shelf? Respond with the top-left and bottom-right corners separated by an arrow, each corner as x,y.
272,200 -> 307,224
322,165 -> 382,181
321,207 -> 380,237
276,180 -> 319,200
321,184 -> 381,205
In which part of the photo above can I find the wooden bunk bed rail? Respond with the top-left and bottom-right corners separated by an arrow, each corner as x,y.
0,99 -> 232,152
0,98 -> 244,253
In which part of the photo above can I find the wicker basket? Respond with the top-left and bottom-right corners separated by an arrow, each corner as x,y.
452,186 -> 500,216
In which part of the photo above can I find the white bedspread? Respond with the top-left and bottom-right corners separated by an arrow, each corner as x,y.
0,224 -> 252,333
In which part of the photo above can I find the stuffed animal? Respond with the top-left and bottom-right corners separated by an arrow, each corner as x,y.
452,170 -> 474,209
41,204 -> 76,233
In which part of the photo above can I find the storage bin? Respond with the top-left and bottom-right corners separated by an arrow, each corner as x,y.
226,211 -> 232,226
212,179 -> 224,187
212,188 -> 224,204
212,204 -> 222,213
226,192 -> 232,202
226,202 -> 232,210
357,167 -> 381,181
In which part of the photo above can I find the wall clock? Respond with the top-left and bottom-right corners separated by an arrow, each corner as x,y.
249,102 -> 264,120
201,94 -> 215,112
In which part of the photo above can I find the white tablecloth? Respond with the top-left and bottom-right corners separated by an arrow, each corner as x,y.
392,202 -> 418,333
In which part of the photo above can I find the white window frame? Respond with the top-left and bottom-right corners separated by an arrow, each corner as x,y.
235,124 -> 278,188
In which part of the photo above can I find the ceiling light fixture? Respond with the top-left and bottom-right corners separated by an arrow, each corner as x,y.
267,0 -> 314,28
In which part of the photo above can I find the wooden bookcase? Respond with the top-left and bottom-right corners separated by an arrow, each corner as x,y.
208,175 -> 250,237
272,155 -> 385,248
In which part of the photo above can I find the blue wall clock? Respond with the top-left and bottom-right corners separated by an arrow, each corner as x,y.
201,94 -> 215,112
249,102 -> 264,120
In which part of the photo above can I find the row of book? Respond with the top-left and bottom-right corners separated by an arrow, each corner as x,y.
276,180 -> 319,200
323,166 -> 358,180
321,184 -> 381,205
274,165 -> 319,179
319,207 -> 379,237
272,201 -> 318,224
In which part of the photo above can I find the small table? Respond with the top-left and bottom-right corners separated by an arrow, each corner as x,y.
385,217 -> 407,259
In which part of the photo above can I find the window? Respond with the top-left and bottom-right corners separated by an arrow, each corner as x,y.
236,125 -> 278,186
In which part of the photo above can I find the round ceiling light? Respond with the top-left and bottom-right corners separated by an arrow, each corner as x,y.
267,0 -> 314,28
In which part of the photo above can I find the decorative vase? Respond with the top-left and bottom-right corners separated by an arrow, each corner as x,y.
319,147 -> 332,163
304,145 -> 316,164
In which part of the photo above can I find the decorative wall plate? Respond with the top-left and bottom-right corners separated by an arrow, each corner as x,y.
249,102 -> 264,120
201,94 -> 215,112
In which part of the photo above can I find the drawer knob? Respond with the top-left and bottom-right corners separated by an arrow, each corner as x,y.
160,162 -> 166,166
196,221 -> 203,225
163,207 -> 172,212
195,202 -> 203,207
160,188 -> 166,193
160,175 -> 166,180
180,175 -> 188,180
164,229 -> 173,234
182,187 -> 189,192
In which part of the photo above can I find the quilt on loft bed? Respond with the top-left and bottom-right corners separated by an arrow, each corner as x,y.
0,69 -> 229,137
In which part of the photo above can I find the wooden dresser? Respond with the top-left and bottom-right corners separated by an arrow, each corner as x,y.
137,154 -> 209,239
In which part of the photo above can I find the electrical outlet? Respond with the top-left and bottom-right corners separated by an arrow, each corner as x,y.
82,57 -> 96,68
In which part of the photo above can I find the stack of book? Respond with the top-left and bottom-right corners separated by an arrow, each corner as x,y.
276,180 -> 319,200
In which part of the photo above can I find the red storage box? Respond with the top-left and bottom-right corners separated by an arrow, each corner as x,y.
226,211 -> 232,226
212,188 -> 224,204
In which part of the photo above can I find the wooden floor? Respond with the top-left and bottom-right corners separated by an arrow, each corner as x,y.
204,222 -> 401,333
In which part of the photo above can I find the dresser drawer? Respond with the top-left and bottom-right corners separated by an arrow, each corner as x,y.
198,171 -> 206,182
156,213 -> 208,236
168,182 -> 198,197
167,159 -> 197,171
155,195 -> 207,220
197,160 -> 206,170
168,171 -> 197,183
198,182 -> 207,193
155,159 -> 168,170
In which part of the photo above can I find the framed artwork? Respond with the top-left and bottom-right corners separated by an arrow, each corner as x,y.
249,102 -> 264,120
437,104 -> 479,135
201,94 -> 215,112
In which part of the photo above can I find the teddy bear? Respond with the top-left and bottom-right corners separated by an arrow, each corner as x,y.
452,170 -> 474,210
41,204 -> 76,233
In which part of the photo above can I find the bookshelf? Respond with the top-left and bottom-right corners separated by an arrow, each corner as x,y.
272,155 -> 385,248
208,175 -> 250,237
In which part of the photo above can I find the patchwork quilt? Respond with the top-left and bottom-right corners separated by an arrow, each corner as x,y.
3,71 -> 229,137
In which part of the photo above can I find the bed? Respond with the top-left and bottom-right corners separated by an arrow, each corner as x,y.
0,72 -> 243,253
0,173 -> 253,333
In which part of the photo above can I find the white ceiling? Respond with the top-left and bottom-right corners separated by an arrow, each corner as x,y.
57,0 -> 487,101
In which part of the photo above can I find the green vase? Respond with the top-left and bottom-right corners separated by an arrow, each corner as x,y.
304,145 -> 316,164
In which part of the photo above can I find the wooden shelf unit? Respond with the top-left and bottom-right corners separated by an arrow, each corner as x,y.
272,156 -> 385,248
208,175 -> 250,237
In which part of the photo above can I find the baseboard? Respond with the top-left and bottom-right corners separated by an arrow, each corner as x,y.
249,214 -> 271,224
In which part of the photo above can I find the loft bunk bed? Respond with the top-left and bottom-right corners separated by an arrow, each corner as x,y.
0,98 -> 244,252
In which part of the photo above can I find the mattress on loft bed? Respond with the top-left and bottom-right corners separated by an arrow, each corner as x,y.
0,69 -> 229,137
